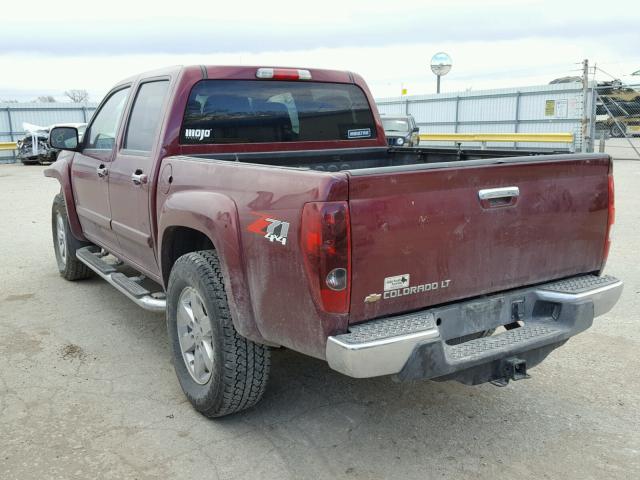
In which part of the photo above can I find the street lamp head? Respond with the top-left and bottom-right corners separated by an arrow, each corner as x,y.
431,52 -> 452,76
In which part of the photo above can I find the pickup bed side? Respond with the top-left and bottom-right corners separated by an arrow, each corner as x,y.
158,157 -> 350,358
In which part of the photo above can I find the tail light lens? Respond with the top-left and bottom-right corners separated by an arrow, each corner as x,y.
301,201 -> 351,314
601,168 -> 615,271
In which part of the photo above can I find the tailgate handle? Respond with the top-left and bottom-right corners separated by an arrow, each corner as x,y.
478,186 -> 519,208
478,186 -> 520,200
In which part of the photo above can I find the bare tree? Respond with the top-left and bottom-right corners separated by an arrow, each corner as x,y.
64,89 -> 89,103
36,95 -> 57,103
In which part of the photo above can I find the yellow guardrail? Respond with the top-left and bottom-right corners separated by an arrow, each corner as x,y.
419,133 -> 574,144
0,142 -> 17,151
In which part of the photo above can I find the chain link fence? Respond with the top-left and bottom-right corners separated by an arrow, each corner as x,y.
594,82 -> 640,160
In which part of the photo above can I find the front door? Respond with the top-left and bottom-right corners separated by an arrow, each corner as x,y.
71,87 -> 130,252
109,79 -> 171,276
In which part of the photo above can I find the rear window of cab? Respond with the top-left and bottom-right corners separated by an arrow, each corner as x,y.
180,80 -> 376,144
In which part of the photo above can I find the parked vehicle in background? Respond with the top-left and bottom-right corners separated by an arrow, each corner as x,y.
45,65 -> 621,418
595,81 -> 640,138
18,122 -> 86,165
17,126 -> 50,165
381,114 -> 420,146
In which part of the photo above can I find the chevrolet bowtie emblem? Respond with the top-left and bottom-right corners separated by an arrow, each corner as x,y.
364,293 -> 382,303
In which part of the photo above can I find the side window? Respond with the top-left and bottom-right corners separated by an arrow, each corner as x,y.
124,80 -> 170,152
85,88 -> 130,150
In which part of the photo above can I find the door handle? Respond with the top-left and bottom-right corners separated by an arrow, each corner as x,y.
131,170 -> 148,186
96,165 -> 108,178
478,186 -> 520,208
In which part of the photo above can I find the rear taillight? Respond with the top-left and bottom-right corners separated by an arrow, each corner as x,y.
602,168 -> 615,270
256,68 -> 312,80
301,201 -> 351,314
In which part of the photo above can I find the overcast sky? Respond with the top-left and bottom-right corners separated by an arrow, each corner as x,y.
1,0 -> 639,102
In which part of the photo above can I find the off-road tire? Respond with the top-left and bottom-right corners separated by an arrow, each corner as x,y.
167,250 -> 270,418
52,193 -> 93,280
610,124 -> 626,138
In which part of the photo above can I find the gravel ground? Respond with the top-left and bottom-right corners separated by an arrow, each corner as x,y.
0,161 -> 638,480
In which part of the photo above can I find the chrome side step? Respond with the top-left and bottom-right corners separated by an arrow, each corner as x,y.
76,247 -> 166,312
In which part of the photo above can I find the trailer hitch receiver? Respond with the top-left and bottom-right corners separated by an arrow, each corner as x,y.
491,357 -> 530,387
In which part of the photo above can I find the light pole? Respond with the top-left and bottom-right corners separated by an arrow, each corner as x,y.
431,52 -> 452,94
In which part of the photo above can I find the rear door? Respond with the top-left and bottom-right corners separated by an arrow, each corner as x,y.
71,87 -> 130,252
347,157 -> 610,323
109,79 -> 171,275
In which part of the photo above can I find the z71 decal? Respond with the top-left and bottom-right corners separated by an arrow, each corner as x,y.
247,213 -> 290,246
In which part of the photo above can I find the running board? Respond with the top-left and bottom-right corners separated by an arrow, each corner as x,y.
76,247 -> 166,312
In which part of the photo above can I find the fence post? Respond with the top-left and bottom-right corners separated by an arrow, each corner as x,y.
82,106 -> 87,122
581,58 -> 589,153
514,91 -> 521,149
590,87 -> 597,153
454,96 -> 460,133
6,106 -> 15,163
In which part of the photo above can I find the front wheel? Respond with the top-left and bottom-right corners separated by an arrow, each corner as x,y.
167,250 -> 270,417
52,194 -> 93,280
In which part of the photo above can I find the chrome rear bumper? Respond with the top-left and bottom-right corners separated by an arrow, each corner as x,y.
326,275 -> 622,380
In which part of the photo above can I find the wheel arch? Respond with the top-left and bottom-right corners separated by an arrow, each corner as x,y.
158,190 -> 267,345
43,153 -> 87,242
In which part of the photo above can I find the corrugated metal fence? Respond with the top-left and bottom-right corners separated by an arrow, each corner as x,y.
376,83 -> 596,152
0,102 -> 98,163
1,84 -> 601,162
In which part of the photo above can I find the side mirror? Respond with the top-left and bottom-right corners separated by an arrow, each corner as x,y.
49,126 -> 80,151
412,127 -> 420,133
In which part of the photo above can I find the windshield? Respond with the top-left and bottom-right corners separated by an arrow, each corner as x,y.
382,118 -> 410,133
181,80 -> 376,144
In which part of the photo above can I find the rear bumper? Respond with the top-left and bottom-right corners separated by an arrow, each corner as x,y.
326,275 -> 622,382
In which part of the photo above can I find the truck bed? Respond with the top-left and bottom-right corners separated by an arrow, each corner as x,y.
175,148 -> 611,328
186,146 -> 562,172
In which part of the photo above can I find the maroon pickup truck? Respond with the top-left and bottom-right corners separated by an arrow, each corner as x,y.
45,65 -> 622,417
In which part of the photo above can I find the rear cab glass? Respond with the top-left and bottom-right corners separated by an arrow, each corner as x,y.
180,80 -> 377,144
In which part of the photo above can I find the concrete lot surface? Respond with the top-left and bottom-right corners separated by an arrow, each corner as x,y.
604,138 -> 640,160
0,161 -> 638,480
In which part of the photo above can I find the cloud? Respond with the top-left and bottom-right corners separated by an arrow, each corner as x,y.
1,0 -> 638,101
2,0 -> 638,56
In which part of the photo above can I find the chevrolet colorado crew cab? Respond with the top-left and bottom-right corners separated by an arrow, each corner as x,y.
45,65 -> 622,417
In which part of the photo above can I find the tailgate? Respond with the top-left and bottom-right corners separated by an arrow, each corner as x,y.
347,156 -> 610,323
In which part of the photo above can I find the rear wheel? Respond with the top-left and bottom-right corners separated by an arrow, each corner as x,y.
167,250 -> 270,417
610,124 -> 626,138
52,194 -> 93,280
